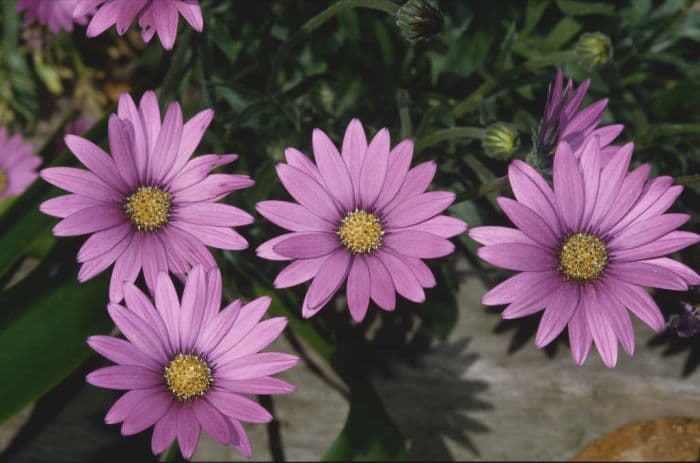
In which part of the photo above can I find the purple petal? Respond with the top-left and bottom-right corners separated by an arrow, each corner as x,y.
65,134 -> 127,194
358,129 -> 390,209
40,167 -> 122,203
151,406 -> 177,455
153,0 -> 179,50
216,377 -> 295,395
109,237 -> 142,302
175,203 -> 254,227
284,147 -> 322,183
121,391 -> 172,435
468,226 -> 533,246
376,251 -> 425,303
40,194 -> 104,219
221,318 -> 288,360
193,399 -> 230,445
168,154 -> 238,193
208,297 -> 271,361
553,142 -> 584,231
578,135 -> 601,226
87,335 -> 160,371
497,197 -> 558,247
107,302 -> 168,363
385,161 -> 436,209
607,262 -> 687,291
597,164 -> 650,235
256,200 -> 334,232
611,231 -> 700,262
403,256 -> 436,288
86,365 -> 162,390
365,254 -> 396,311
478,243 -> 556,272
608,213 -> 689,251
304,249 -> 351,312
273,256 -> 327,288
500,272 -> 562,319
276,163 -> 341,220
313,128 -> 354,210
406,215 -> 467,238
383,230 -> 455,259
53,205 -> 125,237
508,160 -> 562,235
599,282 -> 635,355
166,109 -> 215,182
273,232 -> 340,259
567,299 -> 592,366
535,283 -> 578,348
643,257 -> 700,285
179,266 -> 207,352
585,285 -> 618,368
374,139 -> 414,210
77,223 -> 131,263
610,280 -> 665,332
384,191 -> 455,229
608,176 -> 674,236
347,257 -> 370,322
176,406 -> 201,459
206,389 -> 273,423
589,142 -> 633,230
341,118 -> 368,197
482,271 -> 555,306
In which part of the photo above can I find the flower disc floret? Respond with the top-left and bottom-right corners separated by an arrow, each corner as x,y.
124,186 -> 173,232
337,209 -> 384,255
559,232 -> 608,282
164,353 -> 212,401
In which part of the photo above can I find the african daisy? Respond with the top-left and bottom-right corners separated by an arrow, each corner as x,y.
470,135 -> 700,367
74,0 -> 203,50
0,127 -> 41,200
538,69 -> 623,165
40,91 -> 253,302
17,0 -> 88,34
87,266 -> 297,459
256,119 -> 467,322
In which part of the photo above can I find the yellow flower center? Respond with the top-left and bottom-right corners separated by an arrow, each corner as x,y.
559,232 -> 608,282
0,169 -> 7,194
337,209 -> 384,255
163,353 -> 212,401
124,186 -> 173,231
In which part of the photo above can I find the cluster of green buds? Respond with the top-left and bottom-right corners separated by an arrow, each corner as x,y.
482,123 -> 519,160
575,32 -> 613,69
396,0 -> 444,43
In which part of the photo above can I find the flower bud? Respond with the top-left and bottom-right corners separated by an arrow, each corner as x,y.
482,123 -> 519,160
575,32 -> 613,68
396,0 -> 444,43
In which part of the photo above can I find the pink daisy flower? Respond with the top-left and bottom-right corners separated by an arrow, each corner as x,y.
256,119 -> 468,322
74,0 -> 203,50
40,91 -> 254,302
87,266 -> 298,459
538,69 -> 623,165
17,0 -> 88,34
0,127 -> 41,200
469,136 -> 700,368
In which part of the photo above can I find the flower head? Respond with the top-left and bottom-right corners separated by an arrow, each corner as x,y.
575,32 -> 613,69
86,267 -> 297,459
469,136 -> 700,367
670,302 -> 700,338
40,91 -> 254,302
74,0 -> 203,50
396,0 -> 444,43
482,122 -> 519,160
256,119 -> 467,322
17,0 -> 88,34
0,127 -> 41,200
537,69 -> 623,163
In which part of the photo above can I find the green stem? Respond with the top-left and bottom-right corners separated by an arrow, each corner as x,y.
676,174 -> 700,186
267,0 -> 399,91
452,50 -> 574,118
415,126 -> 485,152
456,175 -> 509,202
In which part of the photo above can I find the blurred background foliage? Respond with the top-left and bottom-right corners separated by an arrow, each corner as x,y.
0,0 -> 699,460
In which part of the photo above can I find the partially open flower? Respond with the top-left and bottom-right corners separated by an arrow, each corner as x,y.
482,123 -> 519,160
576,32 -> 613,69
537,69 -> 623,163
396,0 -> 444,43
86,267 -> 297,459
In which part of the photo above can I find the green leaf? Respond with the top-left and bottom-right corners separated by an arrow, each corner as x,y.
556,0 -> 615,16
322,378 -> 407,461
0,251 -> 112,424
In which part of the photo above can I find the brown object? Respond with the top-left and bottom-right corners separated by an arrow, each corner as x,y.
572,417 -> 700,462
